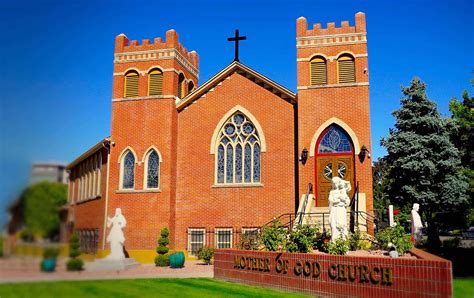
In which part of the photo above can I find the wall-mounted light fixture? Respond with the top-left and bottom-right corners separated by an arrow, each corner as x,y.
299,147 -> 308,165
358,145 -> 371,162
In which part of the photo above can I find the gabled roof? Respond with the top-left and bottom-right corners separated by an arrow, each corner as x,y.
66,137 -> 111,170
176,61 -> 296,111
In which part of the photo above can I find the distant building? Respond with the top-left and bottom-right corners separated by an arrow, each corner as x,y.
30,162 -> 68,185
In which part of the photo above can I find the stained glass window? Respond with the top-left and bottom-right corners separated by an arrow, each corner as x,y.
122,150 -> 135,189
146,150 -> 159,189
216,112 -> 261,184
317,126 -> 353,153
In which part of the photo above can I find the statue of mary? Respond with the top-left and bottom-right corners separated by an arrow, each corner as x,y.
328,177 -> 351,242
106,208 -> 127,260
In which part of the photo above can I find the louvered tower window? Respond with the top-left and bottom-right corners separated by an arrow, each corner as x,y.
337,55 -> 356,83
148,69 -> 163,96
177,73 -> 185,99
124,71 -> 139,97
310,57 -> 327,85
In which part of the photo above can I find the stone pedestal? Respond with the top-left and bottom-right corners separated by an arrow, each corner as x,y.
85,258 -> 140,271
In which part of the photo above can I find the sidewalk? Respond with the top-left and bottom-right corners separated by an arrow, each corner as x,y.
0,257 -> 213,283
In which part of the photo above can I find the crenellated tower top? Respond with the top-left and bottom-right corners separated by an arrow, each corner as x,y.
114,29 -> 199,70
297,12 -> 366,38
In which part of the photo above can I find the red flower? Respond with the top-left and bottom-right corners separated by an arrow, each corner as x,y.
393,209 -> 399,215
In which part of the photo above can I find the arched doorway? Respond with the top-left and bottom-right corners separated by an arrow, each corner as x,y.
315,125 -> 355,207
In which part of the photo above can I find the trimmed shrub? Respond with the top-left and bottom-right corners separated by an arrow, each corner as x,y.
66,232 -> 83,271
197,246 -> 214,265
154,254 -> 169,267
155,227 -> 170,267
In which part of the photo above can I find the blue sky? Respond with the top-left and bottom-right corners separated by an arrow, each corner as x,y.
0,0 -> 472,226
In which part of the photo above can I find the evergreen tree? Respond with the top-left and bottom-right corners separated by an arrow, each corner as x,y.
449,90 -> 474,226
381,78 -> 468,248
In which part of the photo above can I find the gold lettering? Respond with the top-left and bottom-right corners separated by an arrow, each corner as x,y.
264,259 -> 270,272
338,264 -> 347,281
370,267 -> 380,284
252,258 -> 257,270
381,268 -> 393,286
294,260 -> 303,276
234,256 -> 240,268
359,265 -> 369,283
312,262 -> 321,278
348,265 -> 356,281
276,259 -> 283,273
328,264 -> 337,280
303,261 -> 312,277
258,258 -> 263,271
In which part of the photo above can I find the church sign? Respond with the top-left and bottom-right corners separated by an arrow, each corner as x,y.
214,249 -> 452,297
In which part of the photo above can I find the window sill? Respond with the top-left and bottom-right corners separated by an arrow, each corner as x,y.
75,195 -> 102,205
116,189 -> 161,193
212,183 -> 264,188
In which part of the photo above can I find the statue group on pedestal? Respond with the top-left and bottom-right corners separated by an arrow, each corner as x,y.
328,177 -> 351,242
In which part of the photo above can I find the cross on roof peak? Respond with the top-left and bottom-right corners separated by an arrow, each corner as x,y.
227,29 -> 247,62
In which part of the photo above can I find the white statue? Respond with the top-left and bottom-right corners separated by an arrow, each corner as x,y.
328,177 -> 351,242
411,203 -> 423,242
106,208 -> 127,260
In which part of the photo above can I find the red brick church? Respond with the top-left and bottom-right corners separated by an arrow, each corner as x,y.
64,12 -> 373,261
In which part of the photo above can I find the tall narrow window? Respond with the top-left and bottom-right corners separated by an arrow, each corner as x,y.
215,112 -> 261,185
148,69 -> 163,96
177,73 -> 185,98
144,149 -> 160,189
124,71 -> 139,97
337,54 -> 355,83
310,56 -> 327,85
188,81 -> 194,94
120,150 -> 135,189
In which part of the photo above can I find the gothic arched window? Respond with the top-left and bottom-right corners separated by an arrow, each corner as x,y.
317,126 -> 353,153
216,113 -> 261,184
120,150 -> 135,189
144,149 -> 160,189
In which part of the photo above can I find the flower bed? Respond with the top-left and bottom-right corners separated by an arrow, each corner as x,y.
214,248 -> 452,297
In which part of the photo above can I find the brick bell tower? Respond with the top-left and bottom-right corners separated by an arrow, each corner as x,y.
107,30 -> 199,250
296,13 -> 373,233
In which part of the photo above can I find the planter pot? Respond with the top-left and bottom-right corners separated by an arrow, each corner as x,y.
41,258 -> 57,272
169,252 -> 185,268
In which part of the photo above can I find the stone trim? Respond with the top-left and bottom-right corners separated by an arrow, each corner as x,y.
115,189 -> 162,193
112,95 -> 179,102
297,53 -> 367,62
212,183 -> 264,188
114,48 -> 199,78
296,33 -> 367,48
297,82 -> 369,90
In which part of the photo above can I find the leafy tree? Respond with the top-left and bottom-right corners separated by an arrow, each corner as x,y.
21,182 -> 67,239
381,78 -> 468,248
449,90 -> 474,226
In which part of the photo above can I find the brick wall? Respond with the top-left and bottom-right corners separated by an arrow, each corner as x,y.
214,248 -> 453,297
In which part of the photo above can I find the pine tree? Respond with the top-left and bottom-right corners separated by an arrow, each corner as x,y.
66,232 -> 84,271
449,90 -> 474,226
381,78 -> 468,248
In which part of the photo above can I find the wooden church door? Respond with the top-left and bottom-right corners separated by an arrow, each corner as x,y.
315,125 -> 355,207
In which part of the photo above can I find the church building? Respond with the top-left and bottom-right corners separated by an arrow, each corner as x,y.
64,12 -> 373,261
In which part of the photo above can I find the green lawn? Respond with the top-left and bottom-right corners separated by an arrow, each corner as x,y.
0,278 -> 310,298
454,278 -> 474,298
1,277 -> 472,297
